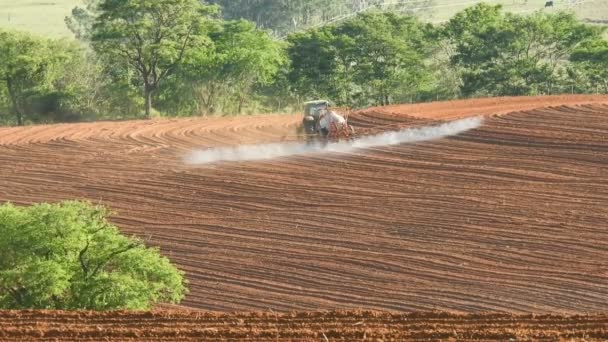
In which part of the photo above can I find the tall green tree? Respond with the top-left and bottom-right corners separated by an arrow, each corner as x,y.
286,28 -> 339,102
336,12 -> 432,105
90,0 -> 217,118
183,20 -> 287,114
0,31 -> 128,125
443,4 -> 602,96
0,201 -> 187,310
48,43 -> 143,122
571,38 -> 608,93
0,31 -> 59,125
287,12 -> 432,107
218,21 -> 287,114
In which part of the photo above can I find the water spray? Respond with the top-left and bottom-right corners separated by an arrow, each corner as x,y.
185,116 -> 483,165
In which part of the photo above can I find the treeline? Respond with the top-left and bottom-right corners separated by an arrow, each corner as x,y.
207,0 -> 435,36
0,1 -> 606,126
290,4 -> 608,108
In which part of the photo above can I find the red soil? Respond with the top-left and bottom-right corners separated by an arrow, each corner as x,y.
0,95 -> 607,314
366,94 -> 608,119
1,310 -> 606,341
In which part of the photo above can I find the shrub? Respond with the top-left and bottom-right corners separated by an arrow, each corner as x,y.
0,200 -> 187,310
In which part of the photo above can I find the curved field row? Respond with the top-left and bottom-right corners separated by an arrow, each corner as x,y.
1,95 -> 606,147
0,95 -> 607,313
0,114 -> 301,147
1,310 -> 607,341
366,94 -> 608,120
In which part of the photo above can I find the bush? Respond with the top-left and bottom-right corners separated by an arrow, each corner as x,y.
0,201 -> 187,310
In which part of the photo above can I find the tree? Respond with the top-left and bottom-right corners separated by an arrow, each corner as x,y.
571,38 -> 608,93
90,0 -> 217,118
65,0 -> 100,41
207,0 -> 435,37
335,12 -> 432,105
0,31 -> 126,125
0,201 -> 187,310
0,31 -> 59,125
183,19 -> 287,114
443,4 -> 602,96
287,12 -> 432,107
208,0 -> 348,36
287,28 -> 339,103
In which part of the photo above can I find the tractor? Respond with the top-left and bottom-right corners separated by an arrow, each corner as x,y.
300,100 -> 355,142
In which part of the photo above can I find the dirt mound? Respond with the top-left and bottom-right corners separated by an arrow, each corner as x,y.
1,310 -> 606,341
0,95 -> 607,313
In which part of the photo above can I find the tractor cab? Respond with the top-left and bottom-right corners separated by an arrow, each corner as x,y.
302,100 -> 330,134
300,100 -> 355,142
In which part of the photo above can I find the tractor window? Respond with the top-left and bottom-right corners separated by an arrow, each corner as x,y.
310,104 -> 326,116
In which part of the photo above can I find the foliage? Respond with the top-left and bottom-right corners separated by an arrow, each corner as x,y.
207,0 -> 434,37
288,12 -> 434,107
2,3 -> 608,126
443,4 -> 603,96
0,30 -> 140,125
64,0 -> 99,40
0,201 -> 187,310
90,0 -> 218,118
0,30 -> 58,125
184,19 -> 287,114
570,37 -> 608,93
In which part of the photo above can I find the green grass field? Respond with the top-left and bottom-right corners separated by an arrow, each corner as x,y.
0,0 -> 605,38
0,0 -> 82,37
418,0 -> 608,23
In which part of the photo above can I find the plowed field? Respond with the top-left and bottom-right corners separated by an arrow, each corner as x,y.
1,310 -> 607,341
1,95 -> 608,313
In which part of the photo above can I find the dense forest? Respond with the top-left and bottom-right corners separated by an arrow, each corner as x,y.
0,0 -> 606,126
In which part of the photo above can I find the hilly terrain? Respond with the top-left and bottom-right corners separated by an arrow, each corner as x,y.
1,95 -> 607,313
0,0 -> 605,38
